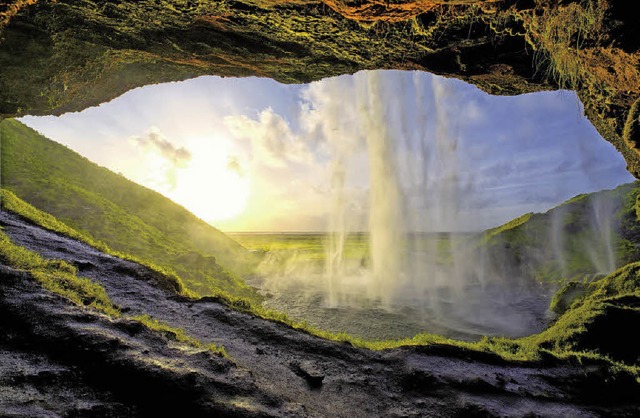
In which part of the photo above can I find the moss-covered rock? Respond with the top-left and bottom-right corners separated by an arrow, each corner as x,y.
530,261 -> 640,364
549,280 -> 591,314
1,0 -> 640,175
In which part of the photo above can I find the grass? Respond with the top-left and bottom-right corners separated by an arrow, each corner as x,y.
233,231 -> 478,274
525,0 -> 606,91
0,119 -> 260,301
230,232 -> 369,269
483,212 -> 532,241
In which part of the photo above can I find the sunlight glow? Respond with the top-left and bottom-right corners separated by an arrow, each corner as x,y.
139,135 -> 250,223
178,137 -> 249,222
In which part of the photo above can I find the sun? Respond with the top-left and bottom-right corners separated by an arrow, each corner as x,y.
168,137 -> 250,223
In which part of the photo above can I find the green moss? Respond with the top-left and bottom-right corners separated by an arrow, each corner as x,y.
132,314 -> 229,358
0,228 -> 121,317
483,212 -> 533,241
623,96 -> 640,150
549,280 -> 590,315
525,262 -> 640,360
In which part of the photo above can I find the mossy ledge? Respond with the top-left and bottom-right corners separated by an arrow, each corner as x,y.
1,0 -> 640,175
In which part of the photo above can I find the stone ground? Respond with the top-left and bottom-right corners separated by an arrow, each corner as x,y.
1,210 -> 638,417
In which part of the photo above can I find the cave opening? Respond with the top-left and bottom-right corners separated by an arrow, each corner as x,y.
12,69 -> 636,341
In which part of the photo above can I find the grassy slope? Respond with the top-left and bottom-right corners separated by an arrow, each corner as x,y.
0,118 -> 259,300
483,181 -> 640,283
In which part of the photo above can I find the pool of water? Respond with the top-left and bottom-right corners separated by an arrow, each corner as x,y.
234,233 -> 557,341
247,273 -> 556,341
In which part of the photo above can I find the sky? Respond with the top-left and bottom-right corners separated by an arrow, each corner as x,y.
19,70 -> 635,232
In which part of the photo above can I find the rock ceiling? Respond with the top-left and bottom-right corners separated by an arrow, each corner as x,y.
1,0 -> 639,174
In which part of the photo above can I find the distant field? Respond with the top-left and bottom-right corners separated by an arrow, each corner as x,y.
228,233 -> 369,263
228,232 -> 463,266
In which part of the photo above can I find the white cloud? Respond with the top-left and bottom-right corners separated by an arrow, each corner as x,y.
226,155 -> 244,177
130,127 -> 191,167
224,108 -> 313,168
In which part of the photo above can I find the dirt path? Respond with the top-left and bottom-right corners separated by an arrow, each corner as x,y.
1,210 -> 637,417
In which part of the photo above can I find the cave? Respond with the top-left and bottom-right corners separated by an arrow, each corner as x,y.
2,1 -> 640,416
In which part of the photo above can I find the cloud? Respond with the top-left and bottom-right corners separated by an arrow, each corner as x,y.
129,127 -> 193,192
223,108 -> 313,168
226,155 -> 244,176
131,127 -> 191,167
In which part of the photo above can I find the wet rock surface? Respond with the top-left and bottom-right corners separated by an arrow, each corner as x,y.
290,360 -> 325,389
1,209 -> 639,417
0,341 -> 134,417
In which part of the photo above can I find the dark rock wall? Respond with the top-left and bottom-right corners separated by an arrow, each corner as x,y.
1,0 -> 639,174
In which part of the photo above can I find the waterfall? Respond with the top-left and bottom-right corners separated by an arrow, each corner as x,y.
360,72 -> 405,306
323,71 -> 476,310
294,69 -> 627,337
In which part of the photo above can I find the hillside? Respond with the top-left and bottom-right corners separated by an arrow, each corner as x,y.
0,118 -> 259,300
483,181 -> 640,283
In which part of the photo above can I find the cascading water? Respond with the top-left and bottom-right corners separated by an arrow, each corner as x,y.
588,193 -> 617,274
360,72 -> 404,306
547,190 -> 620,279
323,71 -> 483,313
